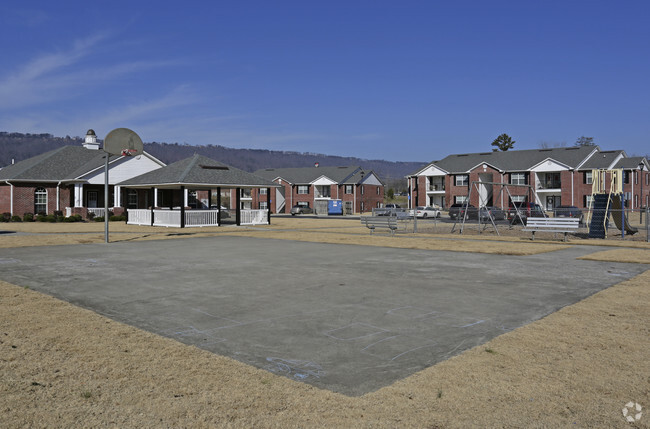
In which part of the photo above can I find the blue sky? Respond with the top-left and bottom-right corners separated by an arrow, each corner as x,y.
1,1 -> 648,162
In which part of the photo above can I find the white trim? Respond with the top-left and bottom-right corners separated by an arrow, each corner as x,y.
529,158 -> 571,172
575,147 -> 601,170
311,175 -> 336,186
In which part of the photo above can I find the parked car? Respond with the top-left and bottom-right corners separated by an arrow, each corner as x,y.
413,206 -> 441,218
210,205 -> 231,219
553,205 -> 584,223
375,203 -> 404,216
508,202 -> 545,224
290,205 -> 313,215
449,203 -> 476,219
467,206 -> 507,221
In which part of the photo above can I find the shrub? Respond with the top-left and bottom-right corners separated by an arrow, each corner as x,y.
23,213 -> 34,222
11,215 -> 22,222
36,214 -> 48,222
94,216 -> 104,222
1,212 -> 11,222
110,215 -> 126,222
45,214 -> 56,223
63,216 -> 76,223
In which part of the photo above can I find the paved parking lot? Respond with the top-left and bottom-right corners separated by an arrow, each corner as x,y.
0,236 -> 645,395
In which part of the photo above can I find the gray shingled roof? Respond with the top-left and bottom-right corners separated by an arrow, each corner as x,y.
410,146 -> 599,176
120,154 -> 277,189
0,146 -> 115,182
613,156 -> 647,169
254,165 -> 366,184
580,150 -> 625,170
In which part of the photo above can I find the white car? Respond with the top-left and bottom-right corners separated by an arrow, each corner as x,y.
413,206 -> 441,218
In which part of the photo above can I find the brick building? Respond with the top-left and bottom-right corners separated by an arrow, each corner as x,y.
0,130 -> 165,218
254,165 -> 385,214
407,147 -> 649,212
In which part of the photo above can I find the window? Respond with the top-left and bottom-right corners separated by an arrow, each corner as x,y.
127,190 -> 138,209
361,185 -> 364,195
345,185 -> 353,194
455,175 -> 469,186
455,196 -> 467,204
510,173 -> 527,185
259,201 -> 268,209
624,171 -> 630,184
188,190 -> 197,208
297,185 -> 309,194
240,188 -> 251,198
584,171 -> 592,185
34,187 -> 47,214
297,201 -> 310,208
584,195 -> 594,207
376,186 -> 380,195
510,195 -> 525,203
259,188 -> 267,195
376,201 -> 381,208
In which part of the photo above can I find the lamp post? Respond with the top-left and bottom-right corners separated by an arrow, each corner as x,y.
640,161 -> 645,224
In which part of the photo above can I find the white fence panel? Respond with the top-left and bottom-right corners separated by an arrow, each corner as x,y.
153,209 -> 181,227
185,210 -> 220,227
241,209 -> 269,225
88,208 -> 105,217
127,209 -> 152,226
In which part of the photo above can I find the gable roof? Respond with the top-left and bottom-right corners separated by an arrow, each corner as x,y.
0,146 -> 121,182
580,150 -> 626,170
613,156 -> 647,169
254,165 -> 366,184
120,154 -> 278,189
411,146 -> 598,175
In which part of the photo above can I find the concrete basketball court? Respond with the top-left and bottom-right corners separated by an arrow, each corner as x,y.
0,236 -> 645,396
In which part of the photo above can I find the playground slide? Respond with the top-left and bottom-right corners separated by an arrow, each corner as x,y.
609,194 -> 638,235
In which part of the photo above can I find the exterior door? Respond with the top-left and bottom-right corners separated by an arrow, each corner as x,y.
87,191 -> 98,208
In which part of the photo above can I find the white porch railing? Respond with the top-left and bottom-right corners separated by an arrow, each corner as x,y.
185,210 -> 220,227
126,209 -> 268,227
127,209 -> 152,226
88,208 -> 107,217
241,209 -> 269,225
153,209 -> 181,227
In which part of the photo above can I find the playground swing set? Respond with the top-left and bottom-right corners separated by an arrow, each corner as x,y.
451,181 -> 544,236
452,168 -> 640,240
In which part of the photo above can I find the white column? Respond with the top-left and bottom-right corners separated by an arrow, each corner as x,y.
114,185 -> 121,207
74,184 -> 83,207
56,184 -> 60,211
184,188 -> 188,207
154,188 -> 159,207
9,183 -> 13,215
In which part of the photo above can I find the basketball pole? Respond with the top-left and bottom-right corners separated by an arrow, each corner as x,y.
104,152 -> 109,243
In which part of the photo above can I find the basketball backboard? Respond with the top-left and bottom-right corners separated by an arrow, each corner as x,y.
104,128 -> 143,156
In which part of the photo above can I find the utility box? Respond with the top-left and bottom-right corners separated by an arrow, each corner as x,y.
328,199 -> 343,215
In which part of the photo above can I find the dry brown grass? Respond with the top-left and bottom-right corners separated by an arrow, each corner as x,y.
1,218 -> 649,428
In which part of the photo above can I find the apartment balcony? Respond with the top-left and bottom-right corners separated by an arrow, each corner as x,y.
427,184 -> 445,193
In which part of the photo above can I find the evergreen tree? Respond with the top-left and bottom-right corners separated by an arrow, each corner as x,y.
491,133 -> 515,152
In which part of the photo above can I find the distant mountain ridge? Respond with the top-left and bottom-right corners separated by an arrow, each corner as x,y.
0,132 -> 424,189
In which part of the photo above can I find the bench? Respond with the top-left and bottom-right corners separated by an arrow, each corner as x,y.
522,217 -> 580,241
361,216 -> 399,236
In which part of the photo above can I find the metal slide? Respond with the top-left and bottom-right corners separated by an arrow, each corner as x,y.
609,194 -> 638,235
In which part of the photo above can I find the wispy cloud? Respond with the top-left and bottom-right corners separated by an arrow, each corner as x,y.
0,33 -> 179,110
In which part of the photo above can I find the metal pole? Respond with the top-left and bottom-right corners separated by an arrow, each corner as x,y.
104,154 -> 109,243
